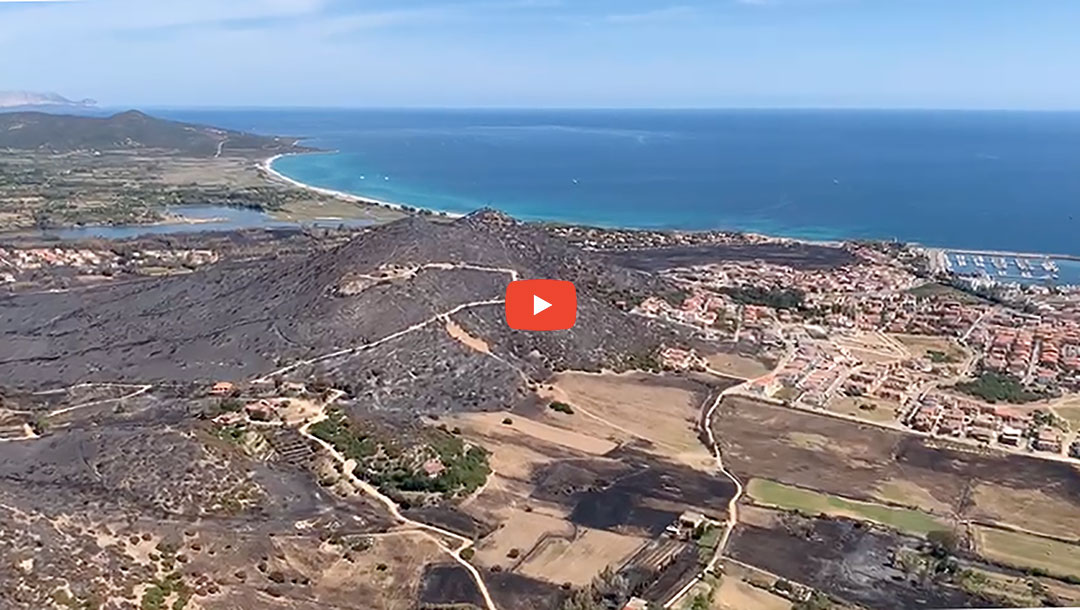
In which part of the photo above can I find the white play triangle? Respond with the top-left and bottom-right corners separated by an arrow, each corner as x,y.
533,294 -> 552,315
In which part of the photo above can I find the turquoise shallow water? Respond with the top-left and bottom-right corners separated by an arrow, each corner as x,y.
26,206 -> 372,240
161,109 -> 1080,255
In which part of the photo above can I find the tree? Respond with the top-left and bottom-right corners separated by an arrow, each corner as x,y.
794,592 -> 834,610
689,591 -> 713,610
927,529 -> 960,557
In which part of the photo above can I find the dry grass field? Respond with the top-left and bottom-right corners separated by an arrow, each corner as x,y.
892,333 -> 969,363
545,371 -> 714,471
442,409 -> 619,527
272,531 -> 447,610
834,331 -> 908,361
471,507 -> 575,570
442,411 -> 615,486
442,372 -> 739,597
705,352 -> 772,380
872,479 -> 954,514
516,527 -> 647,586
827,395 -> 905,424
968,484 -> 1080,541
973,526 -> 1080,580
959,567 -> 1080,608
1048,394 -> 1080,432
713,578 -> 791,610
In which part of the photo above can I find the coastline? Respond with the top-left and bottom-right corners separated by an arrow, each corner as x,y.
261,151 -> 850,249
261,153 -> 464,219
263,152 -> 1080,264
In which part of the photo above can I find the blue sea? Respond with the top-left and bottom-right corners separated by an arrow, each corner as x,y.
156,109 -> 1080,256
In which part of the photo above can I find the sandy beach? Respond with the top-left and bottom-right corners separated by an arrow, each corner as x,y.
261,153 -> 464,219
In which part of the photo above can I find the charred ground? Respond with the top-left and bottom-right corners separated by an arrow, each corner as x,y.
0,210 -> 675,395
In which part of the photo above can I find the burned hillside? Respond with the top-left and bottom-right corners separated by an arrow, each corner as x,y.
0,211 -> 675,413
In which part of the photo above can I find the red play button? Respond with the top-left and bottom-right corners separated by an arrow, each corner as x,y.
505,279 -> 577,331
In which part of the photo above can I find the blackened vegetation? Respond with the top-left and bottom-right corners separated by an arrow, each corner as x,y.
729,513 -> 1003,610
402,506 -> 492,540
306,325 -> 524,414
606,242 -> 858,272
893,436 -> 1080,505
0,399 -> 398,608
419,564 -> 486,608
531,453 -> 735,536
486,572 -> 568,610
717,398 -> 1080,515
0,212 -> 674,404
571,489 -> 676,536
639,545 -> 700,603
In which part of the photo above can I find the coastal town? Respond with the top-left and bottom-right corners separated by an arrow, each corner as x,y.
634,238 -> 1080,466
0,244 -> 218,286
1,109 -> 1079,610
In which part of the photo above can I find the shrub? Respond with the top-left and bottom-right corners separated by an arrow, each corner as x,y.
549,401 -> 574,415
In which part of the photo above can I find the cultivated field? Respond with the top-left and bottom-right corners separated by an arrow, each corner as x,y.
516,527 -> 648,586
716,396 -> 1080,541
471,507 -> 575,571
716,398 -> 960,514
968,483 -> 1080,541
973,526 -> 1080,580
745,479 -> 950,536
443,371 -> 736,600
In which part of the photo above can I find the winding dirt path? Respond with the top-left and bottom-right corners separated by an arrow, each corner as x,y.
663,348 -> 796,609
299,403 -> 498,610
257,261 -> 520,610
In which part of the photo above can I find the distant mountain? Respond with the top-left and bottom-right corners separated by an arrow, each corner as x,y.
0,109 -> 312,157
0,90 -> 97,109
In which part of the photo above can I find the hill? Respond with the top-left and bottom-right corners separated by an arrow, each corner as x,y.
0,210 -> 679,412
0,109 -> 309,157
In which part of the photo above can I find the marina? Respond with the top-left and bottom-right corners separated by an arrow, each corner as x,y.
937,249 -> 1080,287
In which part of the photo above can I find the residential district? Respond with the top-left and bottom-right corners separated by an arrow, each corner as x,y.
633,240 -> 1080,463
0,245 -> 218,286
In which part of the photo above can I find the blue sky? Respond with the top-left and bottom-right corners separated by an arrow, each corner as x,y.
1,0 -> 1078,109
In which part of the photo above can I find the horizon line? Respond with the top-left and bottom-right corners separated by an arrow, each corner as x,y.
13,104 -> 1080,114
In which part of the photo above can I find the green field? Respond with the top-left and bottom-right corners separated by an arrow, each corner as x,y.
906,282 -> 989,305
746,479 -> 949,536
976,526 -> 1080,579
